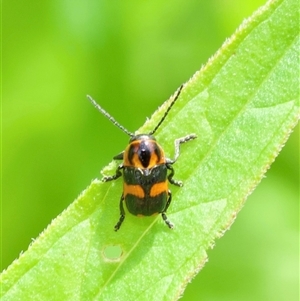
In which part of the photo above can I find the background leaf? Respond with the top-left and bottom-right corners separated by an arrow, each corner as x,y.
2,0 -> 299,300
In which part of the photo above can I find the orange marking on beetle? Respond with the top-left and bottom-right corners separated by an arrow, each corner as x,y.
149,146 -> 166,166
124,183 -> 145,198
150,182 -> 168,197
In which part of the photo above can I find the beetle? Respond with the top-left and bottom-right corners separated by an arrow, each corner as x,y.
87,85 -> 196,231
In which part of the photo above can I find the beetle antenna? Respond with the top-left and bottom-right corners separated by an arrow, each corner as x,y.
149,84 -> 184,135
87,95 -> 134,137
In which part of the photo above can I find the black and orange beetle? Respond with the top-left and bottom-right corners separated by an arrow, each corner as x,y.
87,85 -> 196,231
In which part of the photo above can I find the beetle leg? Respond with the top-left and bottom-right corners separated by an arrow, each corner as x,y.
166,163 -> 183,187
113,151 -> 124,160
161,190 -> 174,229
102,164 -> 123,182
172,134 -> 197,163
166,134 -> 197,186
114,194 -> 125,231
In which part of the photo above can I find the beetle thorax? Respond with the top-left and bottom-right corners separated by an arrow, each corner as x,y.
124,135 -> 166,169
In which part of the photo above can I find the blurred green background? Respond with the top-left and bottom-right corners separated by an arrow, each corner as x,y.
2,0 -> 298,300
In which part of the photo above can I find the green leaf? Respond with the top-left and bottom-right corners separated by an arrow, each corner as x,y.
1,0 -> 299,300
